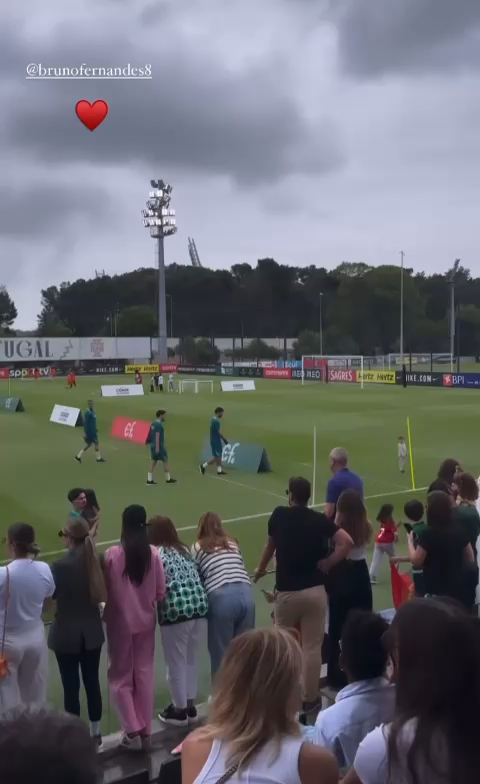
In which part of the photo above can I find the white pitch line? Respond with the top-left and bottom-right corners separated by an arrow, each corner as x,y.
186,468 -> 286,502
13,485 -> 427,563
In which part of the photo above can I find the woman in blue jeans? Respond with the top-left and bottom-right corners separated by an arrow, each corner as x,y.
192,512 -> 255,680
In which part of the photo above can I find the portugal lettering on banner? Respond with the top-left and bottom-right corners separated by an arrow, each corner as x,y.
264,368 -> 292,379
357,370 -> 396,384
328,369 -> 357,383
111,416 -> 151,444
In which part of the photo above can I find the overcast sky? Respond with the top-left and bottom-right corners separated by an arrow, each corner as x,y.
2,0 -> 480,328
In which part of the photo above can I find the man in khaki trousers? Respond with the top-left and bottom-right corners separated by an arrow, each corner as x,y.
254,476 -> 353,713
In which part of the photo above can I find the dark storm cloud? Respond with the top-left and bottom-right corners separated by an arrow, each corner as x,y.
336,0 -> 480,76
0,23 -> 343,186
0,183 -> 109,238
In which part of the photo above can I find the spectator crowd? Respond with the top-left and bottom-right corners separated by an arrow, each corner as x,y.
1,449 -> 480,784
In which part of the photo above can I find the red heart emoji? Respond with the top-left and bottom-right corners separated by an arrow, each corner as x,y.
75,100 -> 108,131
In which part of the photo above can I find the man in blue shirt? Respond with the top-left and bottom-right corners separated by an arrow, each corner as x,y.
325,447 -> 362,518
75,399 -> 105,463
199,407 -> 228,476
147,409 -> 176,485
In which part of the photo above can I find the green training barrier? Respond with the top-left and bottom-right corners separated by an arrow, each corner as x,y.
200,439 -> 271,473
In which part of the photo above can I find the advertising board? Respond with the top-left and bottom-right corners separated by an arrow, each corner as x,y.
50,404 -> 83,427
101,385 -> 145,397
221,380 -> 256,392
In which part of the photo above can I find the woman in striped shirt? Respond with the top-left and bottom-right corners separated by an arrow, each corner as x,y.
192,512 -> 255,681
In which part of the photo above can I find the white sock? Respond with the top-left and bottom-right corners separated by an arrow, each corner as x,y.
202,462 -> 208,469
217,466 -> 223,474
90,720 -> 101,737
96,453 -> 102,461
165,472 -> 171,481
76,450 -> 84,458
148,472 -> 153,482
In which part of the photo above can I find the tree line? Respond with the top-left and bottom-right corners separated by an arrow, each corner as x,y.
2,259 -> 479,357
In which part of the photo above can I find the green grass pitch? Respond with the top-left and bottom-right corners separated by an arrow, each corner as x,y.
0,374 -> 476,729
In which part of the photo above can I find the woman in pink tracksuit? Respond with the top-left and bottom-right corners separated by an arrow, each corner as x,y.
103,505 -> 166,750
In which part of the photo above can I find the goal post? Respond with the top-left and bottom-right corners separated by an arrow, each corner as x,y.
178,379 -> 214,394
301,355 -> 365,389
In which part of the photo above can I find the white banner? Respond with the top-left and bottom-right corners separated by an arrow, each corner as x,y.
50,404 -> 83,427
221,380 -> 256,392
0,337 -> 151,362
101,384 -> 145,398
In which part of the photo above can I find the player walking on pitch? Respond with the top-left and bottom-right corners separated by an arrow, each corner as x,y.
75,399 -> 105,463
168,373 -> 175,392
200,407 -> 228,476
147,410 -> 177,485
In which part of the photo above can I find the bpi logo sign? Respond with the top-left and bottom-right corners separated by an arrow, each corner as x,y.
443,374 -> 463,387
222,442 -> 240,464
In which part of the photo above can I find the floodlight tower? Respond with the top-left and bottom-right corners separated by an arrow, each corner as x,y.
142,180 -> 177,361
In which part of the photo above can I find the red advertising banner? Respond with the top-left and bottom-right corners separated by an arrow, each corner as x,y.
159,364 -> 177,373
303,358 -> 327,370
264,368 -> 292,379
443,374 -> 453,387
0,368 -> 9,379
328,368 -> 357,383
111,416 -> 151,445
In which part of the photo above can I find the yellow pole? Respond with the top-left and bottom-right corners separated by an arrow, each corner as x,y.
407,416 -> 416,491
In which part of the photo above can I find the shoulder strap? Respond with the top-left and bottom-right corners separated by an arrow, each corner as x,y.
1,566 -> 10,657
214,765 -> 239,784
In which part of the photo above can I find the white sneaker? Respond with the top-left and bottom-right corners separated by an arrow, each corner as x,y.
119,734 -> 142,752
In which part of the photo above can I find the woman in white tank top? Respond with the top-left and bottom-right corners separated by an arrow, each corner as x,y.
182,628 -> 338,784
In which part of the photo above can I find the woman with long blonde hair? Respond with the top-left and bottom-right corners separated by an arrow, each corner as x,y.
192,512 -> 254,681
182,628 -> 338,784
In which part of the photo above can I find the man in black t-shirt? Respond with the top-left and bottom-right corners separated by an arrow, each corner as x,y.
254,476 -> 353,712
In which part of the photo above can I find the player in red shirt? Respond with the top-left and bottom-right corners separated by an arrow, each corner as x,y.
66,370 -> 76,389
34,367 -> 40,381
369,503 -> 398,585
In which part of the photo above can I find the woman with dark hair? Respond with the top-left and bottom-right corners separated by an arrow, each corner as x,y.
327,490 -> 373,689
405,491 -> 474,608
82,489 -> 100,537
0,523 -> 55,711
48,517 -> 106,748
103,505 -> 166,750
452,472 -> 480,555
344,599 -> 480,784
437,458 -> 462,487
149,516 -> 208,727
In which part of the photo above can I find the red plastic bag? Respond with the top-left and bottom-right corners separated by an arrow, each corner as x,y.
390,563 -> 414,609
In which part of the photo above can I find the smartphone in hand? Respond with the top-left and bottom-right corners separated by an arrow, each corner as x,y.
404,523 -> 413,534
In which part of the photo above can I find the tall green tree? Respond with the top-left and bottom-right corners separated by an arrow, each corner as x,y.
0,286 -> 18,334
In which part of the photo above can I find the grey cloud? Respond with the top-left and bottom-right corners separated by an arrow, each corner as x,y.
336,0 -> 480,76
0,183 -> 109,238
0,21 -> 344,186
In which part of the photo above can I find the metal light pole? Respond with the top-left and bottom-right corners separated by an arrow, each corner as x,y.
319,292 -> 324,356
449,276 -> 455,374
142,180 -> 177,362
399,251 -> 405,367
166,294 -> 173,339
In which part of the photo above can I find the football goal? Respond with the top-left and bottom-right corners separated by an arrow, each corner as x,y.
178,379 -> 214,394
301,355 -> 365,388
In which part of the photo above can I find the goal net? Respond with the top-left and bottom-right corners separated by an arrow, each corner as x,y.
387,353 -> 453,372
178,379 -> 214,394
301,355 -> 365,388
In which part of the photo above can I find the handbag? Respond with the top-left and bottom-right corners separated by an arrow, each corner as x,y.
0,566 -> 10,679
